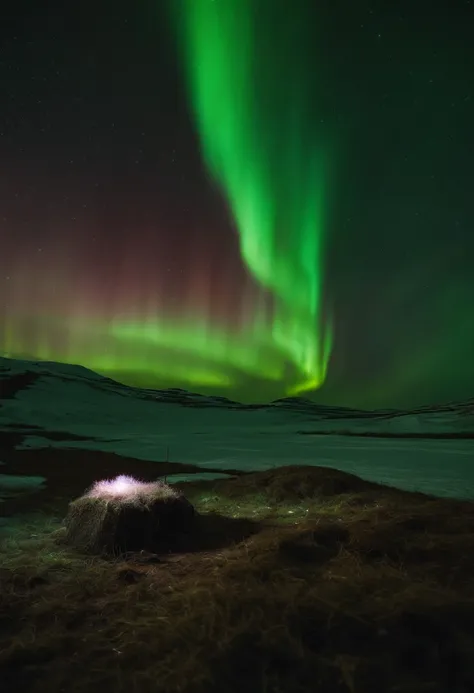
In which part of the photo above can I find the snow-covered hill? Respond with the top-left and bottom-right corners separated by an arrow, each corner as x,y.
1,356 -> 473,434
1,356 -> 474,499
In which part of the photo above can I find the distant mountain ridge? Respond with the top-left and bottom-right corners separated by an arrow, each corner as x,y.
0,356 -> 367,414
1,356 -> 473,438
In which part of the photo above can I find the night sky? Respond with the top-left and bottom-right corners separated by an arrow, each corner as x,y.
1,0 -> 473,409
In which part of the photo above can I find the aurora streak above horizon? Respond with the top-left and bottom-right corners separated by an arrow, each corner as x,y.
0,0 -> 333,399
168,0 -> 333,395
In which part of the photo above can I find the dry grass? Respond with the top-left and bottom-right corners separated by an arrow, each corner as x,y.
2,464 -> 474,693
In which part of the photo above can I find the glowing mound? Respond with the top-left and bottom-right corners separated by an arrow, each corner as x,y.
63,475 -> 196,555
86,474 -> 176,501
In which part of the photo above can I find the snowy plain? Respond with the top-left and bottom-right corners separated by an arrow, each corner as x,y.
1,356 -> 473,500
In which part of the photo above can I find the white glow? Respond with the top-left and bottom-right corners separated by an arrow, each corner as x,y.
89,474 -> 141,498
86,474 -> 179,502
110,476 -> 136,493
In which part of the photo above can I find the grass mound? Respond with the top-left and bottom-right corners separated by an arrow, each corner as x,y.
212,464 -> 384,503
2,464 -> 474,693
63,475 -> 195,554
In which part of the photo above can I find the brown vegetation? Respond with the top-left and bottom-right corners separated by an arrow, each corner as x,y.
1,463 -> 474,693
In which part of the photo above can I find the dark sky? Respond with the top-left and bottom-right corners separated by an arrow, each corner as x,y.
0,0 -> 473,409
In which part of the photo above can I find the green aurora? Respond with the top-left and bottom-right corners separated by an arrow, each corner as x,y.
168,0 -> 333,395
2,0 -> 473,409
1,0 -> 333,399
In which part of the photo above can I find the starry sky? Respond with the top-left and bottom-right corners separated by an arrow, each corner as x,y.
1,0 -> 473,409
